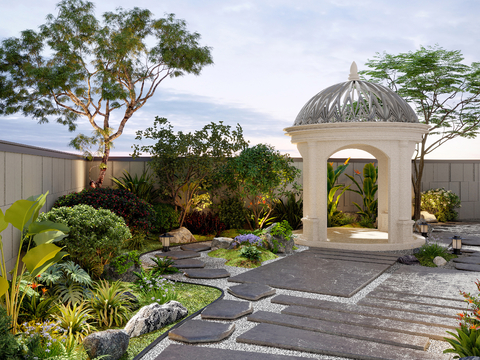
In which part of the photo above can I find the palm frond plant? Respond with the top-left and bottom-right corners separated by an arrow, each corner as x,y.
346,163 -> 378,225
271,192 -> 303,230
111,170 -> 159,203
53,303 -> 96,343
327,159 -> 350,227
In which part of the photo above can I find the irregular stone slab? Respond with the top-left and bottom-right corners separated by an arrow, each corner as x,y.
367,290 -> 466,310
156,344 -> 308,360
228,249 -> 393,297
357,297 -> 459,318
201,299 -> 253,320
281,305 -> 453,340
168,320 -> 235,343
272,295 -> 457,328
180,243 -> 211,252
228,283 -> 276,301
248,310 -> 430,350
83,329 -> 129,360
453,257 -> 480,264
156,251 -> 200,260
455,262 -> 480,272
237,323 -> 443,360
462,239 -> 480,246
124,301 -> 188,337
172,259 -> 205,269
184,268 -> 230,279
374,266 -> 480,301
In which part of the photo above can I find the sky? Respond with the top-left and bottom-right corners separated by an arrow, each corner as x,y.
1,0 -> 480,159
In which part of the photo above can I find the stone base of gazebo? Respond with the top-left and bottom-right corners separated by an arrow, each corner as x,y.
293,228 -> 425,251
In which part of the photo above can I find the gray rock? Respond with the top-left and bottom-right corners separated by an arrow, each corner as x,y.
124,301 -> 188,338
167,227 -> 196,244
83,329 -> 129,360
433,256 -> 447,266
397,255 -> 420,265
102,262 -> 142,283
263,223 -> 295,254
211,237 -> 234,249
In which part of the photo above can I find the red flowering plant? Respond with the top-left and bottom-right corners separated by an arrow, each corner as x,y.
457,280 -> 480,330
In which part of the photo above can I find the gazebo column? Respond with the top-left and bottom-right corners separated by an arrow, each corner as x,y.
377,155 -> 388,232
388,141 -> 415,243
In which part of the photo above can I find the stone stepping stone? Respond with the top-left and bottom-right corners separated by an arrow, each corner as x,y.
281,305 -> 453,341
201,299 -> 253,320
453,257 -> 480,264
462,239 -> 480,246
172,259 -> 205,269
272,295 -> 458,328
180,243 -> 211,252
156,251 -> 200,260
248,310 -> 430,350
455,262 -> 480,272
228,283 -> 276,301
184,268 -> 230,279
156,344 -> 308,360
357,297 -> 459,318
237,323 -> 441,360
168,320 -> 234,343
367,290 -> 467,310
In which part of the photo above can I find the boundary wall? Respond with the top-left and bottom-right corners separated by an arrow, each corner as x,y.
1,140 -> 479,271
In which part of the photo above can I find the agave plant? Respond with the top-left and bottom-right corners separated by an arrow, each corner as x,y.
88,280 -> 133,328
111,170 -> 159,203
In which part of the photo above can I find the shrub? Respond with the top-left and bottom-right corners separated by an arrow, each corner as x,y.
150,257 -> 180,275
414,240 -> 454,267
270,220 -> 293,240
457,279 -> 480,330
217,196 -> 247,229
88,280 -> 133,328
240,245 -> 262,261
271,192 -> 303,230
329,211 -> 356,227
39,260 -> 93,304
184,211 -> 226,236
110,251 -> 141,275
19,292 -> 58,324
52,303 -> 96,343
38,205 -> 131,277
421,188 -> 461,222
153,203 -> 180,233
111,170 -> 159,203
444,327 -> 480,358
53,188 -> 157,234
123,231 -> 147,250
0,307 -> 20,360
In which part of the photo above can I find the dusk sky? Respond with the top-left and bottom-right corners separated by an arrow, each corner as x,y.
1,0 -> 480,159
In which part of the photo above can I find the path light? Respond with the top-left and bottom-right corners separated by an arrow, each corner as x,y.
418,219 -> 429,238
160,233 -> 173,252
452,235 -> 462,255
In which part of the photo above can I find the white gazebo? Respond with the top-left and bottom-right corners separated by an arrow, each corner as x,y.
284,62 -> 430,251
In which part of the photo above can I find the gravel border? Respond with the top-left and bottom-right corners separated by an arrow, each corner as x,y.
139,245 -> 463,360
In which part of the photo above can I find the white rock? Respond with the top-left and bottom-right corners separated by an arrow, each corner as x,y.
124,301 -> 188,338
420,211 -> 437,223
433,256 -> 447,266
167,227 -> 196,244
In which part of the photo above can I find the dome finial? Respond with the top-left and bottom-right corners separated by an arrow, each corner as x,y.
348,61 -> 360,81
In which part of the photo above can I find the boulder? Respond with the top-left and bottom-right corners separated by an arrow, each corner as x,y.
263,223 -> 295,254
167,227 -> 196,244
420,211 -> 437,223
124,301 -> 188,338
397,255 -> 420,265
83,329 -> 129,360
433,256 -> 447,266
211,237 -> 234,250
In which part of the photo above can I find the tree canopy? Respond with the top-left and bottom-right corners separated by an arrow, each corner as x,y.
360,45 -> 480,219
0,0 -> 213,186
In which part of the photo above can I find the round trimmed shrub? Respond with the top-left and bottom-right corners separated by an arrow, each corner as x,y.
153,203 -> 180,233
38,205 -> 131,277
53,188 -> 157,234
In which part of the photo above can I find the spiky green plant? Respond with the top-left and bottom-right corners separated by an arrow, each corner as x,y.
111,170 -> 159,203
53,303 -> 96,343
444,326 -> 480,358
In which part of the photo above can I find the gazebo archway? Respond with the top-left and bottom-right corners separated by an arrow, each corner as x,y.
284,63 -> 430,251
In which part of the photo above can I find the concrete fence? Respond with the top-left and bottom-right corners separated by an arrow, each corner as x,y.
1,139 -> 479,271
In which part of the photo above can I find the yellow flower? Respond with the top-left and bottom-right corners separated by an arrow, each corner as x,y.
344,157 -> 350,165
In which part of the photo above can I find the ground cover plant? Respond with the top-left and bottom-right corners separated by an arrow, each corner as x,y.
414,240 -> 456,267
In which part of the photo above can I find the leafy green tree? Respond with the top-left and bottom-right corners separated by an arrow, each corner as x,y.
361,45 -> 480,219
132,117 -> 248,227
221,144 -> 300,230
0,0 -> 213,187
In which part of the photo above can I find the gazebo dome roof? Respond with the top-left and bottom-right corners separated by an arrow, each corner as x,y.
294,62 -> 419,126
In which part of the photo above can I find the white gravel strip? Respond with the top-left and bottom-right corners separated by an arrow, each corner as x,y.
140,246 -> 454,360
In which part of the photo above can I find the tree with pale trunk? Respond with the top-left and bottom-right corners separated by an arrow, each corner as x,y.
0,0 -> 213,186
360,45 -> 480,220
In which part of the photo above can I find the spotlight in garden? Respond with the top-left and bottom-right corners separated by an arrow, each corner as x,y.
451,235 -> 462,255
418,219 -> 429,239
160,233 -> 173,252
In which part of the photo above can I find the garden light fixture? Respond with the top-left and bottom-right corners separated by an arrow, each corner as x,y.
160,233 -> 173,252
451,235 -> 462,255
417,219 -> 429,238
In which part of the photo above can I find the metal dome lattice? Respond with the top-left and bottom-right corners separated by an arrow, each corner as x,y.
294,62 -> 418,126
